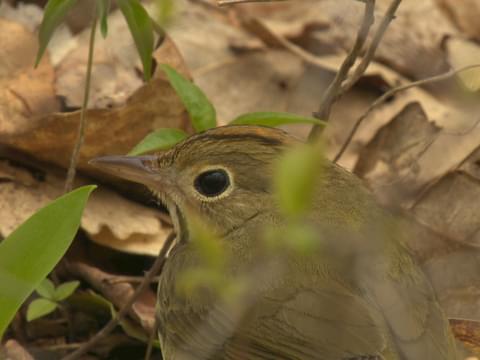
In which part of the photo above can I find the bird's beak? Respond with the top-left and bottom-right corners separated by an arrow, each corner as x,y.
89,155 -> 161,187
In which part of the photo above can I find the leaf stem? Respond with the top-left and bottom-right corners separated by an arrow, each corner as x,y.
64,13 -> 98,193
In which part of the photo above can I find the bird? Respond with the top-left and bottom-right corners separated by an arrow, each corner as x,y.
91,125 -> 458,360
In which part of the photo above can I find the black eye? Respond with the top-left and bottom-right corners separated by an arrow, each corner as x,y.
194,169 -> 230,197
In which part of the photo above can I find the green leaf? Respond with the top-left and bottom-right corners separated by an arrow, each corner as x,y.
36,278 -> 56,299
128,128 -> 188,155
230,112 -> 327,127
274,144 -> 323,217
98,0 -> 110,38
53,280 -> 80,301
0,185 -> 96,339
160,64 -> 216,132
27,298 -> 58,322
35,0 -> 78,67
117,0 -> 154,81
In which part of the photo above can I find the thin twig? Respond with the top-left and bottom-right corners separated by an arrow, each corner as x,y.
341,0 -> 402,92
63,14 -> 97,193
106,275 -> 161,285
333,64 -> 480,163
144,316 -> 159,360
218,0 -> 286,5
62,232 -> 176,360
309,0 -> 376,140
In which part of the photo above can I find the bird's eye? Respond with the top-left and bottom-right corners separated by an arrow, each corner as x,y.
194,169 -> 230,198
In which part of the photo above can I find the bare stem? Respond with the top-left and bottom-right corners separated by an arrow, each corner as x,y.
333,64 -> 480,163
309,0 -> 376,140
144,316 -> 159,360
61,232 -> 176,360
63,14 -> 97,193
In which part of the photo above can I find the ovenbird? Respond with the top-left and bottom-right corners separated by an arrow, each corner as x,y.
91,126 -> 457,360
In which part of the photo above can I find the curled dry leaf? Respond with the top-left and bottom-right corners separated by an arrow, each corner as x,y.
0,160 -> 172,256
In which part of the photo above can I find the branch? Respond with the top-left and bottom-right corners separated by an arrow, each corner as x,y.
144,316 -> 159,360
333,64 -> 480,163
340,0 -> 402,92
309,0 -> 376,140
64,14 -> 97,193
62,232 -> 176,360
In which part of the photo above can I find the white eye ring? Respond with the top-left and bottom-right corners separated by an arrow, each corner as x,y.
192,165 -> 234,202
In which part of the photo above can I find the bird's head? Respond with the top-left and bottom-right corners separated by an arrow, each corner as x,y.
90,126 -> 298,243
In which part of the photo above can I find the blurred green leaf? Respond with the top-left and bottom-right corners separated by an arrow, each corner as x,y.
0,185 -> 96,339
283,223 -> 318,255
117,0 -> 154,81
35,0 -> 78,67
160,64 -> 216,132
176,268 -> 223,296
189,216 -> 225,269
128,128 -> 187,155
155,0 -> 176,26
53,280 -> 80,301
26,298 -> 57,322
230,112 -> 327,127
36,278 -> 56,299
274,145 -> 323,217
98,0 -> 110,38
264,223 -> 318,255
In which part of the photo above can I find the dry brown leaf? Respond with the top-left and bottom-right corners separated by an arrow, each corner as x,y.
423,249 -> 480,320
0,18 -> 59,136
196,50 -> 304,124
436,0 -> 480,40
0,160 -> 171,255
237,0 -> 457,79
1,339 -> 34,360
412,169 -> 480,249
354,103 -> 441,206
450,319 -> 480,356
167,1 -> 333,133
55,9 -> 148,110
168,0 -> 254,73
0,5 -> 191,178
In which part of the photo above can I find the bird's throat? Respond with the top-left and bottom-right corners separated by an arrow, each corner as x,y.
154,191 -> 189,246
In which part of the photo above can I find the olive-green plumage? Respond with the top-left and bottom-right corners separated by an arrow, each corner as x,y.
92,126 -> 457,360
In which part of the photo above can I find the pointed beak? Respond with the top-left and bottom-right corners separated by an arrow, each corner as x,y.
89,155 -> 161,187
